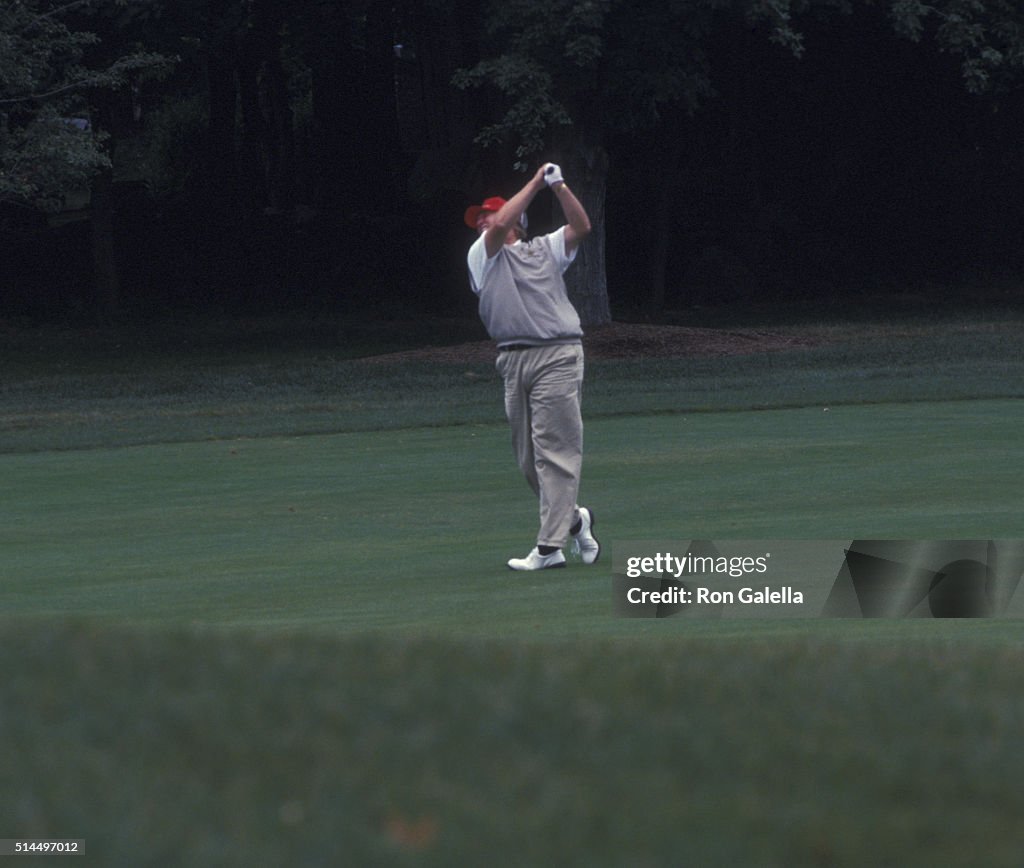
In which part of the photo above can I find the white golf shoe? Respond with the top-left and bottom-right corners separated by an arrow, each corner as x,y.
508,547 -> 566,571
571,507 -> 601,565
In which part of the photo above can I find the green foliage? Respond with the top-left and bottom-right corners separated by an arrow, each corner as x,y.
0,106 -> 109,210
887,0 -> 1024,93
456,0 -> 1024,168
453,0 -> 610,167
454,56 -> 572,163
0,0 -> 172,211
454,0 -> 823,166
122,93 -> 206,196
1,0 -> 105,208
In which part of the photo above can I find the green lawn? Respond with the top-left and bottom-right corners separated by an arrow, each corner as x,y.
2,310 -> 1023,865
2,400 -> 1022,635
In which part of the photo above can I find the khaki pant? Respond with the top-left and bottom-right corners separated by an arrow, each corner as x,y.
496,344 -> 584,548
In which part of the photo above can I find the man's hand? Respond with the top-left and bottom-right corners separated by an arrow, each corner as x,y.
542,163 -> 565,187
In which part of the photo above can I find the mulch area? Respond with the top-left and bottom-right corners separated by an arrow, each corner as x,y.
362,321 -> 819,363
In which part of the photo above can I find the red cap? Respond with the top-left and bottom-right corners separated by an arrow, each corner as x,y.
463,196 -> 507,229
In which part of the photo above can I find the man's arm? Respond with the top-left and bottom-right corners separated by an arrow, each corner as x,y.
483,166 -> 548,258
551,179 -> 592,257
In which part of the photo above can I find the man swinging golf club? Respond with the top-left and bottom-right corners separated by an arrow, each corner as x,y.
465,161 -> 600,570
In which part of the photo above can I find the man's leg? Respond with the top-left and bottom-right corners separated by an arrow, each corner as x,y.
500,348 -> 568,571
529,345 -> 584,549
497,350 -> 540,497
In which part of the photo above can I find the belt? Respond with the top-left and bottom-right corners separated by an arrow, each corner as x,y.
499,343 -> 538,352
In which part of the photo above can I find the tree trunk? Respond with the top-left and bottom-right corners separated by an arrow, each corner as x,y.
263,38 -> 296,213
88,92 -> 120,322
648,185 -> 671,316
559,141 -> 611,326
310,57 -> 348,209
204,49 -> 238,209
648,107 -> 686,315
362,1 -> 402,204
90,164 -> 120,322
311,2 -> 401,208
237,31 -> 269,215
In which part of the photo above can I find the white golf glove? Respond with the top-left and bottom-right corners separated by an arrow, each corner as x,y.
543,163 -> 565,187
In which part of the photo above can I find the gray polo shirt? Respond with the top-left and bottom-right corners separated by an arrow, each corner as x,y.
468,225 -> 583,348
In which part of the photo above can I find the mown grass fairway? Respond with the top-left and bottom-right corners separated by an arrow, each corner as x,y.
2,400 -> 1022,634
2,310 -> 1023,865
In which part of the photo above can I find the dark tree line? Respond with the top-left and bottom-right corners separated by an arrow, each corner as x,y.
2,0 -> 1023,325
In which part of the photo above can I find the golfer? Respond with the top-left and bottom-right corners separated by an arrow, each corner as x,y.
465,161 -> 600,571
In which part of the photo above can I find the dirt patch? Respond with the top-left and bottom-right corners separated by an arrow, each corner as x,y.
363,321 -> 819,364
